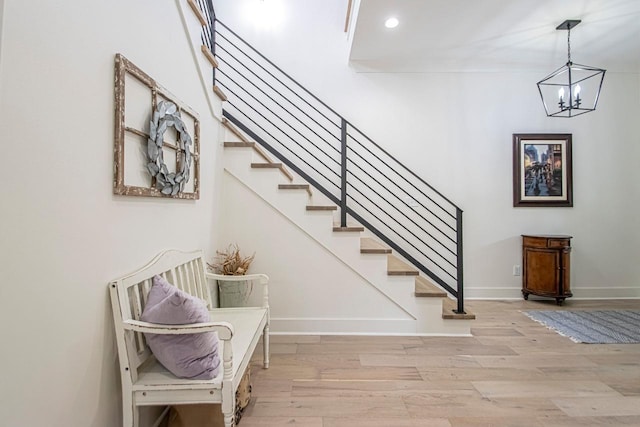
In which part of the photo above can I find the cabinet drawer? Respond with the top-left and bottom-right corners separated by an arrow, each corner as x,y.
522,236 -> 548,248
548,239 -> 570,248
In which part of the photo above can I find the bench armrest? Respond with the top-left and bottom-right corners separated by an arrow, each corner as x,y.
123,319 -> 234,340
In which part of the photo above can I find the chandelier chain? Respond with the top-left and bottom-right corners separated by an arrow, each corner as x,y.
567,27 -> 572,63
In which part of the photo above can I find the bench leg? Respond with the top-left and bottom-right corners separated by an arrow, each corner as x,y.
223,411 -> 234,427
263,325 -> 270,369
123,393 -> 138,427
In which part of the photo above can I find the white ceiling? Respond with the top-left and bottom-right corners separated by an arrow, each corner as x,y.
349,0 -> 640,73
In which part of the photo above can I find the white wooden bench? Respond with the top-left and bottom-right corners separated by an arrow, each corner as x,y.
109,249 -> 270,427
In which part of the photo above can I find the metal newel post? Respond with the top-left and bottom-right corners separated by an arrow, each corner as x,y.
340,118 -> 348,228
456,207 -> 465,314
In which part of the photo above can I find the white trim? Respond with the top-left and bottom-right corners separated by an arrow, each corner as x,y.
571,287 -> 640,299
465,287 -> 523,300
269,317 -> 472,336
466,286 -> 640,300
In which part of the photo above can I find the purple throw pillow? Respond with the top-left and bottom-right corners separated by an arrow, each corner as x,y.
141,275 -> 221,380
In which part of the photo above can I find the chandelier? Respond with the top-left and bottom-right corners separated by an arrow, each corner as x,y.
537,20 -> 606,118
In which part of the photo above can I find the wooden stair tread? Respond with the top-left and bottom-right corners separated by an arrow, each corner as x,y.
224,141 -> 255,148
306,205 -> 337,211
333,225 -> 365,232
251,163 -> 282,169
442,298 -> 476,320
278,184 -> 312,197
201,45 -> 219,68
414,276 -> 447,298
387,255 -> 418,276
360,237 -> 391,254
279,184 -> 309,189
213,85 -> 227,101
187,0 -> 207,26
222,119 -> 294,182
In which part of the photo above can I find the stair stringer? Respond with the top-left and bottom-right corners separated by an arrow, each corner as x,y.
223,146 -> 472,335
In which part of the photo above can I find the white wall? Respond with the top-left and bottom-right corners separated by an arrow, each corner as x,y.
0,0 -> 5,83
215,0 -> 640,299
0,0 -> 223,426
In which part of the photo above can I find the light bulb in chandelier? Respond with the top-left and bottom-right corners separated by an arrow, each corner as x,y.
573,84 -> 582,108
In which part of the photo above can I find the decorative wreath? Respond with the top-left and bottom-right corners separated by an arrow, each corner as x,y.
146,100 -> 193,196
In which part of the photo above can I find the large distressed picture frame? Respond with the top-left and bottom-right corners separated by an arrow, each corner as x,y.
114,54 -> 200,199
513,133 -> 573,207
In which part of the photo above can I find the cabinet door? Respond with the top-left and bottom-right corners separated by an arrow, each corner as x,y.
524,248 -> 560,295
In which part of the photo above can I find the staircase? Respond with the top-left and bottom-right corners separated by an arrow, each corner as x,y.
220,118 -> 474,334
186,0 -> 474,334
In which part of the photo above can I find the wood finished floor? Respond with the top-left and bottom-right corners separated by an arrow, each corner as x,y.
242,299 -> 640,426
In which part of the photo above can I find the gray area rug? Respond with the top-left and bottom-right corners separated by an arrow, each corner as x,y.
523,310 -> 640,344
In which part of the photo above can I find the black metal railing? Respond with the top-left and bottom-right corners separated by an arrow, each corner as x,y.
197,0 -> 216,79
196,5 -> 466,314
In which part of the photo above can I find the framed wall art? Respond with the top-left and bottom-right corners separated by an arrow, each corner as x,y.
513,133 -> 573,207
114,54 -> 200,199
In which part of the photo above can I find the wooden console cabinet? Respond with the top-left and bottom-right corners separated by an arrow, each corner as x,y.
522,235 -> 572,305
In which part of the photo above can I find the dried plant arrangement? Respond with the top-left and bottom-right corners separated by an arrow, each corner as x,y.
208,244 -> 255,276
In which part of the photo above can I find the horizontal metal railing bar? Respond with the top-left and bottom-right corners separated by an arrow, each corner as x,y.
216,51 -> 341,156
224,97 -> 342,188
346,172 -> 458,261
346,162 -> 457,250
224,110 -> 341,204
219,111 -> 339,195
347,132 -> 457,225
346,205 -> 458,296
217,19 -> 344,120
347,146 -> 458,241
346,123 -> 462,213
215,29 -> 341,133
218,72 -> 339,171
215,42 -> 342,147
346,185 -> 458,273
217,67 -> 341,166
225,98 -> 341,187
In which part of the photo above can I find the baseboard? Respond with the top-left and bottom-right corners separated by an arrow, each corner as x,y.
465,287 -> 523,299
270,317 -> 417,335
570,287 -> 640,299
466,286 -> 640,300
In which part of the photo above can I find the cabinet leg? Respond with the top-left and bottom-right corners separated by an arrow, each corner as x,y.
522,291 -> 529,300
556,298 -> 565,306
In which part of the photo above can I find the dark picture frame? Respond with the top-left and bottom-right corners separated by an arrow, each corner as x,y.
513,133 -> 573,207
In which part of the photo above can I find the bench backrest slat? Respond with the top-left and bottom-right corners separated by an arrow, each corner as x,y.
109,249 -> 212,385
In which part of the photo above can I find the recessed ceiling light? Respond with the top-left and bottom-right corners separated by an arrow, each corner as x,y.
385,17 -> 399,29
